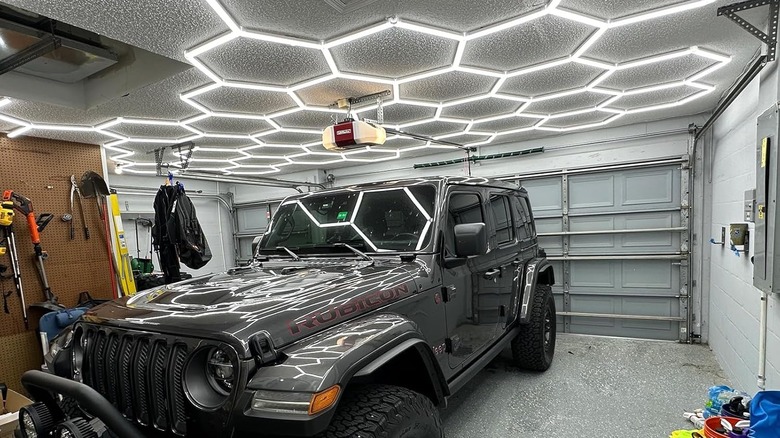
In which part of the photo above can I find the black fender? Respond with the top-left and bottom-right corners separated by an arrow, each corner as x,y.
517,257 -> 555,324
246,311 -> 448,400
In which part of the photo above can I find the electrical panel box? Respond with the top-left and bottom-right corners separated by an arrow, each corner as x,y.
754,105 -> 780,293
745,189 -> 756,222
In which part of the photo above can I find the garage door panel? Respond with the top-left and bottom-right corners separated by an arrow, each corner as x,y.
568,167 -> 681,215
569,319 -> 679,340
622,212 -> 678,248
569,297 -> 617,328
570,261 -> 614,288
522,178 -> 562,213
623,168 -> 674,206
568,260 -> 679,295
569,216 -> 615,249
237,206 -> 270,232
568,174 -> 615,209
536,217 -> 563,251
535,217 -> 562,232
539,236 -> 563,252
569,295 -> 680,339
622,260 -> 674,289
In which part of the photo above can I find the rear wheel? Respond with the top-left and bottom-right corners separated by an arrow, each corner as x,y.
317,384 -> 444,438
511,284 -> 556,371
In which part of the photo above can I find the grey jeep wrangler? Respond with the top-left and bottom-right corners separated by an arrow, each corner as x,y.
18,176 -> 555,438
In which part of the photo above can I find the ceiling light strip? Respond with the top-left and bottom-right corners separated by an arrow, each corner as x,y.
465,8 -> 549,40
240,29 -> 322,49
611,0 -> 718,28
324,21 -> 394,48
185,32 -> 240,58
203,0 -> 241,32
550,8 -> 608,28
7,125 -> 32,138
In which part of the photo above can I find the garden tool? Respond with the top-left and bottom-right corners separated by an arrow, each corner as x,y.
70,175 -> 89,239
2,190 -> 62,313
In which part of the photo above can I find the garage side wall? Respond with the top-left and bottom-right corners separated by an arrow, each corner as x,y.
707,62 -> 780,392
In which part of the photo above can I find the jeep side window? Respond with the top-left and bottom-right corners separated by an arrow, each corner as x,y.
489,194 -> 514,245
513,196 -> 532,241
519,197 -> 535,235
445,192 -> 484,256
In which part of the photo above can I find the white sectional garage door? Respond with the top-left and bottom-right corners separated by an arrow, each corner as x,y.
509,157 -> 691,341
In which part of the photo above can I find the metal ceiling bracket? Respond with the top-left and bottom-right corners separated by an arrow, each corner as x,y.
149,141 -> 194,176
718,0 -> 780,61
0,34 -> 62,76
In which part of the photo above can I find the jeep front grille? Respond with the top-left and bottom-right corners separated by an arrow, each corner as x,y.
82,326 -> 188,436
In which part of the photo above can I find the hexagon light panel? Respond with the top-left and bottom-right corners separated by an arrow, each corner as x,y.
0,0 -> 731,175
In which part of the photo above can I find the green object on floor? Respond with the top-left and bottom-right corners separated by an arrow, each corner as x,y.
130,257 -> 154,274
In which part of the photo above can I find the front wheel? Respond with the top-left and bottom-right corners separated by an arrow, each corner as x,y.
317,384 -> 444,438
511,284 -> 556,371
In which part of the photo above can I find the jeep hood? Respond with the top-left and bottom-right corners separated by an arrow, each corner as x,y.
82,259 -> 427,357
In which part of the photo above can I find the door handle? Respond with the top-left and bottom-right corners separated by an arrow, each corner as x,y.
483,269 -> 501,280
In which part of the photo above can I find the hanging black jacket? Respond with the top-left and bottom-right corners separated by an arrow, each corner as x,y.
169,186 -> 212,269
153,185 -> 181,282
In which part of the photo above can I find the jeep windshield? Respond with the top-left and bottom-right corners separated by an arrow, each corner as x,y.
259,185 -> 436,254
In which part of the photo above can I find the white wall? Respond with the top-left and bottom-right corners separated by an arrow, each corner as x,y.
109,173 -> 235,276
706,61 -> 780,392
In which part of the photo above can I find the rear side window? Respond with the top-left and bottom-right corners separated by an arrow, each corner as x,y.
520,197 -> 535,234
489,195 -> 514,244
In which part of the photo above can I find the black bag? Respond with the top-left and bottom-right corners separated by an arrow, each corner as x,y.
170,187 -> 212,270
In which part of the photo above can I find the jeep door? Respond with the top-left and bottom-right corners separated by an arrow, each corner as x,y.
483,191 -> 521,335
441,188 -> 500,370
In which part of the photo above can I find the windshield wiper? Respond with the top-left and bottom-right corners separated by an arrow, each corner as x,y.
276,246 -> 301,261
334,242 -> 373,263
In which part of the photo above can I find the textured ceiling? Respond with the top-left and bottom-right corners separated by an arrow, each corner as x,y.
0,0 -> 765,175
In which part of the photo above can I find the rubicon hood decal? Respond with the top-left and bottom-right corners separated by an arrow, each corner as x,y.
288,283 -> 411,335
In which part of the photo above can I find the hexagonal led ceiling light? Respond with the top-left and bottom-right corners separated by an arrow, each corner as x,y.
0,0 -> 731,175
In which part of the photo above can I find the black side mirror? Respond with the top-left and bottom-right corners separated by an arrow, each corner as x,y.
454,223 -> 487,257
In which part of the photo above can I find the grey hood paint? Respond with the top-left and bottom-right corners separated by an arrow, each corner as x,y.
83,257 -> 430,357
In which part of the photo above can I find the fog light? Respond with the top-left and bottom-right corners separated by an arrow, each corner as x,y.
18,403 -> 55,438
55,418 -> 97,438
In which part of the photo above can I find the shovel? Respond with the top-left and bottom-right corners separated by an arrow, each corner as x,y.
79,171 -> 110,218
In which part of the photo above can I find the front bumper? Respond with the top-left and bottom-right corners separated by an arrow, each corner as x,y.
21,370 -> 144,438
22,370 -> 335,438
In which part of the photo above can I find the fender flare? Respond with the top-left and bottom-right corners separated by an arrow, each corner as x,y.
518,257 -> 555,324
246,313 -> 448,404
352,337 -> 449,405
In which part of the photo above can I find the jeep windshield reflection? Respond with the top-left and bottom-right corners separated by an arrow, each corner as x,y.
259,185 -> 436,254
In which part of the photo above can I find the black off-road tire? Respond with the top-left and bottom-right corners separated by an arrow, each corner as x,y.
511,284 -> 556,371
317,384 -> 444,438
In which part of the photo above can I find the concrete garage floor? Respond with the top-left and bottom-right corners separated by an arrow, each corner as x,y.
442,335 -> 729,438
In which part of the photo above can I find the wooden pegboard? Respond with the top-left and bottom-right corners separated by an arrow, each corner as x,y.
0,133 -> 112,391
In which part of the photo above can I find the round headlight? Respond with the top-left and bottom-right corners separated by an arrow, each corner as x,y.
56,418 -> 97,438
19,403 -> 55,438
206,348 -> 234,395
184,346 -> 234,410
